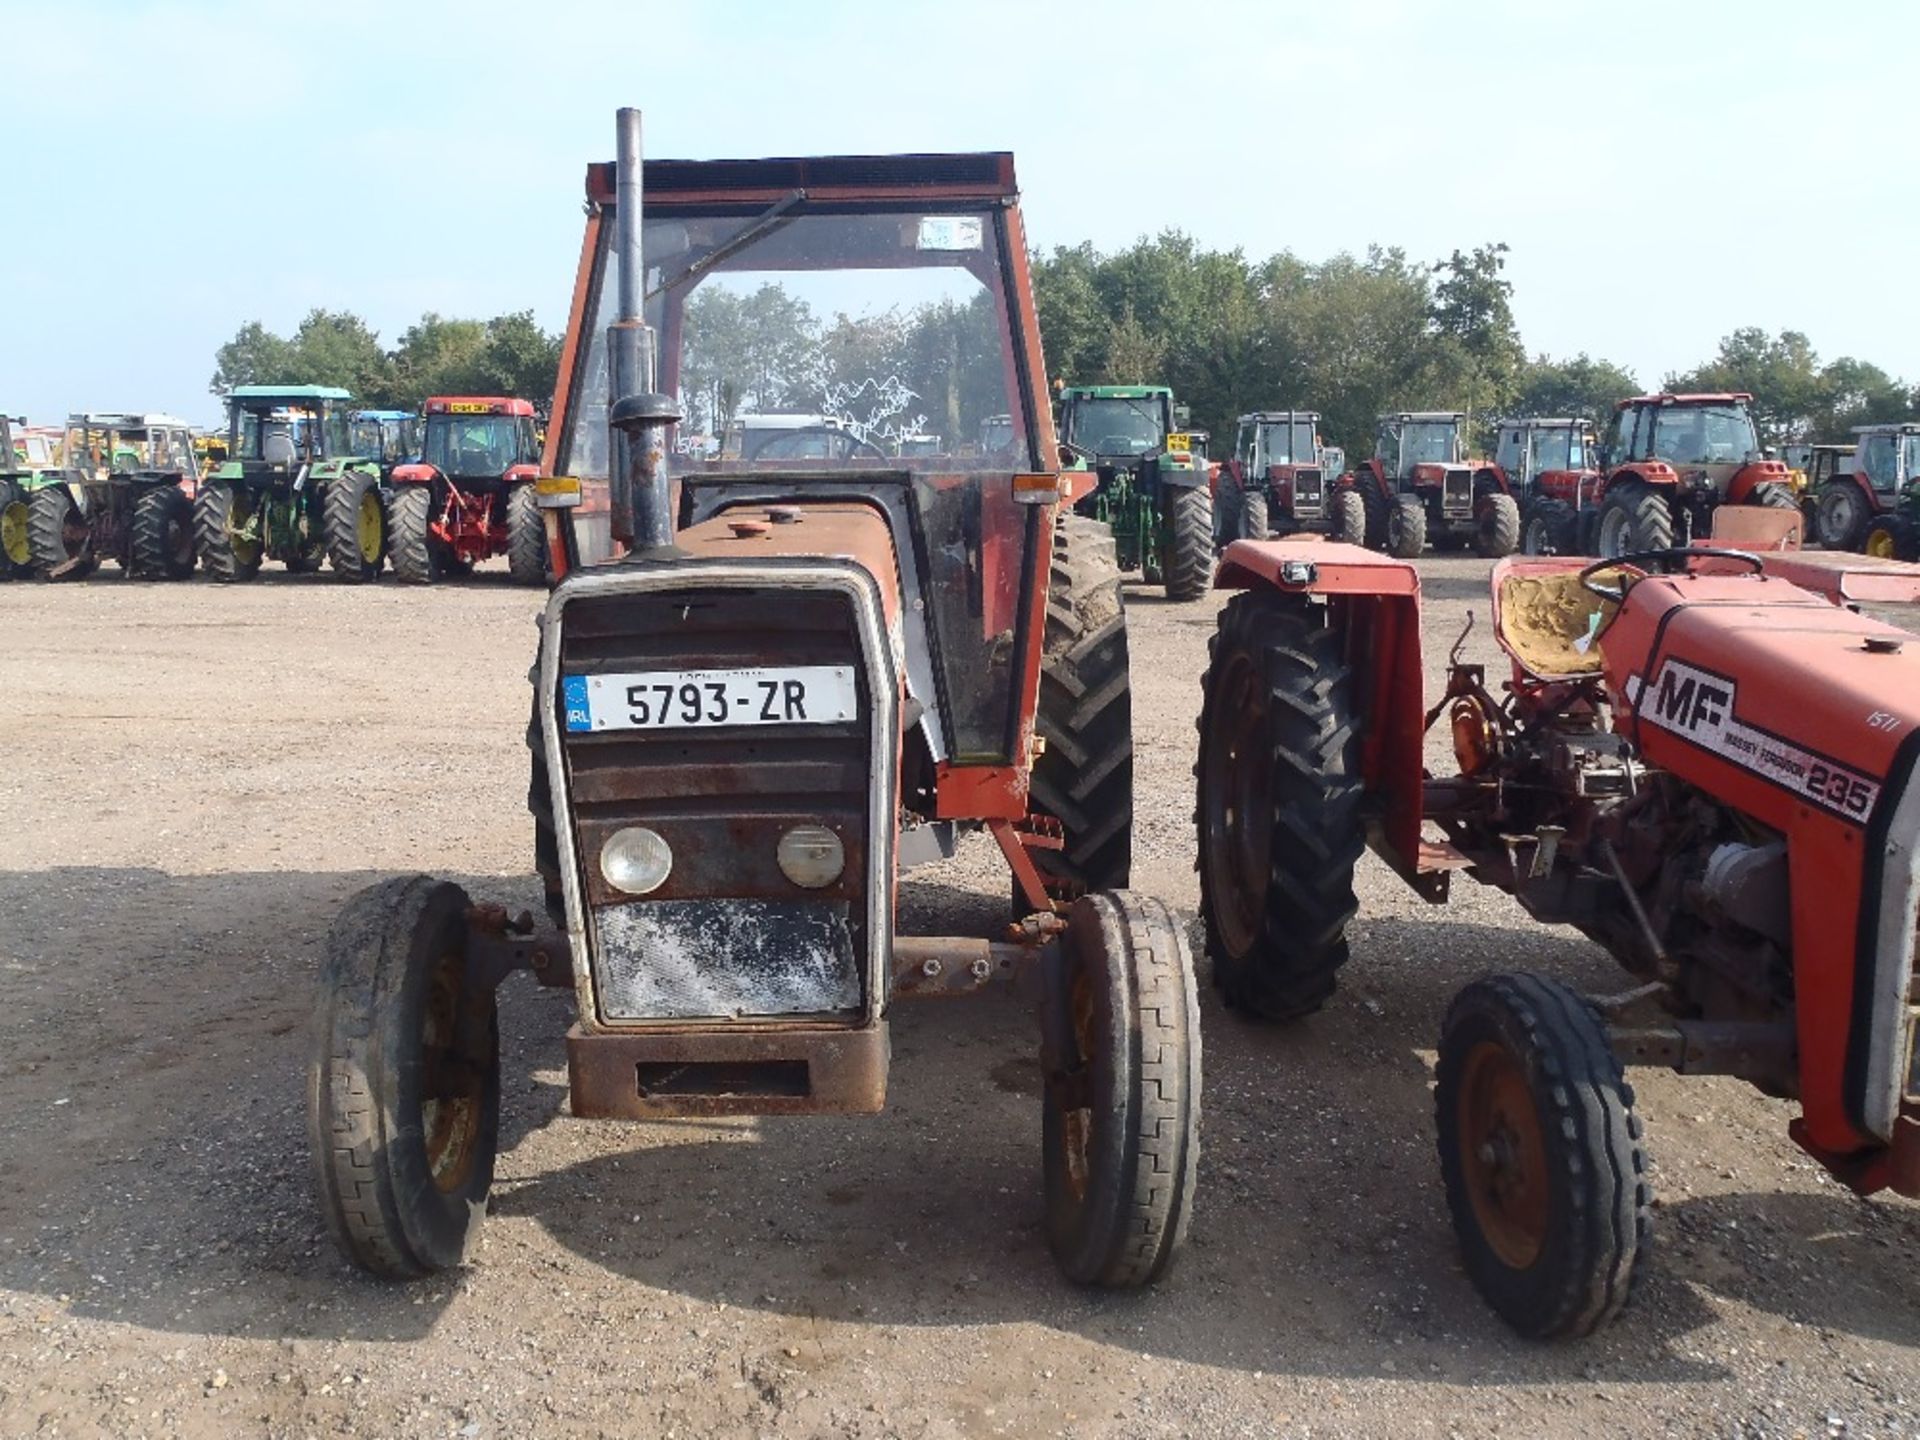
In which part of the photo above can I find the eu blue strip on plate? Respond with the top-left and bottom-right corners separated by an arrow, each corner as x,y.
562,675 -> 592,733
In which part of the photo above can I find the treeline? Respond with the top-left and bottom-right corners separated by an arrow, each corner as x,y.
210,309 -> 563,413
1035,234 -> 1920,456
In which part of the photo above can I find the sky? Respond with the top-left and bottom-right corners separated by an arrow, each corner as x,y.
3,0 -> 1912,428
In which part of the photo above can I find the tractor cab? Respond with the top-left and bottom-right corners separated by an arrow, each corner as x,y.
221,386 -> 355,481
1378,411 -> 1466,479
979,412 -> 1015,456
1058,386 -> 1174,461
347,410 -> 422,471
62,413 -> 197,484
1238,410 -> 1320,472
1493,417 -> 1593,488
1852,423 -> 1920,496
418,398 -> 537,479
1603,392 -> 1768,494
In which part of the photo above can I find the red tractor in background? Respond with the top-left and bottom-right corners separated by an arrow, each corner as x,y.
1340,410 -> 1521,558
1196,525 -> 1920,1339
1214,409 -> 1329,542
1589,392 -> 1799,556
1810,422 -> 1920,556
1477,416 -> 1602,555
306,113 -> 1201,1294
386,396 -> 547,584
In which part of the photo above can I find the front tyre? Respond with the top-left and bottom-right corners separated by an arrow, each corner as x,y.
1813,482 -> 1869,551
387,484 -> 439,585
1521,498 -> 1576,556
1196,593 -> 1364,1019
1042,890 -> 1201,1289
1385,493 -> 1427,558
1865,515 -> 1918,561
0,479 -> 34,578
194,483 -> 264,581
1435,972 -> 1649,1340
1331,488 -> 1369,547
1595,480 -> 1672,558
27,486 -> 94,580
308,875 -> 500,1279
131,486 -> 196,579
506,483 -> 547,585
1162,486 -> 1212,601
1474,489 -> 1522,558
325,470 -> 386,582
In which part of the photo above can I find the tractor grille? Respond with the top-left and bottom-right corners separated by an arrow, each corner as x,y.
1293,467 -> 1324,514
557,586 -> 874,1023
1443,468 -> 1474,516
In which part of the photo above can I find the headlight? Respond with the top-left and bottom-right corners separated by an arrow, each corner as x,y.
777,825 -> 845,889
600,826 -> 673,895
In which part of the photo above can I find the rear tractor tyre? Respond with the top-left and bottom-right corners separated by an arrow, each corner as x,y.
387,484 -> 438,585
1385,493 -> 1427,558
131,486 -> 196,579
1475,490 -> 1522,558
1813,482 -> 1870,551
326,470 -> 386,582
1162,485 -> 1213,601
1435,972 -> 1649,1340
1521,498 -> 1579,556
1028,514 -> 1133,907
308,874 -> 500,1279
1196,593 -> 1365,1019
1213,478 -> 1242,549
194,483 -> 264,582
0,479 -> 34,579
1595,480 -> 1672,558
27,486 -> 93,580
1041,890 -> 1201,1289
506,483 -> 547,585
1331,488 -> 1369,547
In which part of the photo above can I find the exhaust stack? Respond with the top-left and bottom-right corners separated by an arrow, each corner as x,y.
606,105 -> 679,553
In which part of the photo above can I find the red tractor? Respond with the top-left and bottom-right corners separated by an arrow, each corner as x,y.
1340,410 -> 1521,558
1589,392 -> 1799,556
1810,423 -> 1920,557
1214,409 -> 1329,542
386,397 -> 546,583
1196,530 -> 1920,1339
1478,417 -> 1602,555
306,112 -> 1201,1291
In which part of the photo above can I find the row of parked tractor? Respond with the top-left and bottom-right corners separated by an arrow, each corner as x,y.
0,387 -> 551,583
1055,383 -> 1920,599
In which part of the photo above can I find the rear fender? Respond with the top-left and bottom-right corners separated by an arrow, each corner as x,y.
1726,460 -> 1792,504
1473,465 -> 1513,496
504,463 -> 539,483
1214,537 -> 1427,880
1604,461 -> 1679,494
392,462 -> 439,485
1155,454 -> 1206,490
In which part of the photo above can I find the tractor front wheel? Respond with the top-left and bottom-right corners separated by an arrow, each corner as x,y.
194,483 -> 264,581
1196,592 -> 1364,1019
1865,515 -> 1917,562
1474,489 -> 1522,558
387,484 -> 440,585
1238,486 -> 1270,543
1595,480 -> 1672,558
1041,890 -> 1200,1289
131,486 -> 196,579
1385,493 -> 1427,558
1162,486 -> 1213,601
1435,972 -> 1649,1340
1521,499 -> 1577,556
1029,514 -> 1133,906
27,486 -> 94,580
326,472 -> 386,582
0,479 -> 34,579
506,483 -> 547,585
308,875 -> 501,1279
1331,488 -> 1369,547
1813,483 -> 1870,551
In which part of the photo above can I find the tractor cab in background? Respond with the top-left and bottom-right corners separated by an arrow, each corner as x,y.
1055,383 -> 1212,599
387,397 -> 545,583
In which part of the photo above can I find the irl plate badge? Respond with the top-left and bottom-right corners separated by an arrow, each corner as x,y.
563,676 -> 592,733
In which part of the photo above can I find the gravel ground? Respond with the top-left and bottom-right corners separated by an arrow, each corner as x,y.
2,553 -> 1918,1440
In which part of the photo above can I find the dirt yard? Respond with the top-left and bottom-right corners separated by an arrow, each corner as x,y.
3,555 -> 1918,1440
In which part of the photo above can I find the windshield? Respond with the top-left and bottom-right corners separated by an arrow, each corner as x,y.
349,417 -> 419,462
1062,395 -> 1166,457
232,406 -> 347,464
1259,420 -> 1316,466
1648,405 -> 1758,466
424,414 -> 531,475
1530,428 -> 1585,472
1391,421 -> 1461,468
63,424 -> 193,473
980,414 -> 1014,455
1903,436 -> 1920,484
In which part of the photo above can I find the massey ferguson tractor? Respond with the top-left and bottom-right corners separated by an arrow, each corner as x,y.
1057,383 -> 1213,600
196,385 -> 389,581
1478,416 -> 1601,555
386,396 -> 546,583
1589,391 -> 1799,556
1214,409 -> 1328,542
25,412 -> 199,580
307,112 -> 1201,1292
1196,528 -> 1920,1339
1811,422 -> 1920,557
1341,410 -> 1520,558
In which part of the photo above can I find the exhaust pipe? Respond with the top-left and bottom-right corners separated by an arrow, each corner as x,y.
606,106 -> 680,554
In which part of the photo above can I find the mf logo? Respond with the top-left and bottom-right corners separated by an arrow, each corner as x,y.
1653,666 -> 1730,732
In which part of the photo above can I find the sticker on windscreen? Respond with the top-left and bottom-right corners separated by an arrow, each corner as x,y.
916,217 -> 983,251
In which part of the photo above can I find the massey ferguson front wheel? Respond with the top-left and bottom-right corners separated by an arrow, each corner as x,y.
1331,488 -> 1369,547
1522,498 -> 1577,556
506,483 -> 547,585
1162,486 -> 1213,601
1474,490 -> 1522,558
1029,514 -> 1133,904
1435,972 -> 1649,1340
308,875 -> 500,1279
1595,480 -> 1672,558
1813,482 -> 1870,551
325,471 -> 386,582
1041,890 -> 1200,1289
1196,592 -> 1364,1019
1240,487 -> 1270,543
1385,493 -> 1427,558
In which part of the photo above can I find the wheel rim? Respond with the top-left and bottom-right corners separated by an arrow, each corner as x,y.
1596,505 -> 1628,559
1818,490 -> 1857,547
61,504 -> 89,557
1867,527 -> 1897,559
1522,518 -> 1545,555
420,946 -> 485,1194
1201,649 -> 1270,957
0,499 -> 28,564
228,491 -> 263,567
357,489 -> 383,563
1457,1040 -> 1550,1270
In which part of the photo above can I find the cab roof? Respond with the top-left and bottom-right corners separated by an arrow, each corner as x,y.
66,411 -> 194,428
1061,385 -> 1172,399
229,385 -> 352,402
1382,411 -> 1465,422
1851,422 -> 1920,436
351,409 -> 416,421
1240,410 -> 1321,423
1500,416 -> 1584,428
1616,391 -> 1752,408
586,151 -> 1019,208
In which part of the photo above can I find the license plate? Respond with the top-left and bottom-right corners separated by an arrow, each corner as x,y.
563,666 -> 858,732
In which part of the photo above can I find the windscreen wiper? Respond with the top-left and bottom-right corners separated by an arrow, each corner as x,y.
646,190 -> 807,302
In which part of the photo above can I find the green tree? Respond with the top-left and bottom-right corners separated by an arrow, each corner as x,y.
209,320 -> 298,395
1430,243 -> 1524,440
1513,353 -> 1640,429
1666,327 -> 1824,443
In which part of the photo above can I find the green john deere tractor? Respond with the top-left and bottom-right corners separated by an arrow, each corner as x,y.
0,413 -> 59,579
1057,384 -> 1212,600
195,386 -> 391,581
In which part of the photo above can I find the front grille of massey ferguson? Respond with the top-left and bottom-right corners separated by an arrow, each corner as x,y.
1442,468 -> 1474,515
1293,467 -> 1323,514
553,583 -> 878,1025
